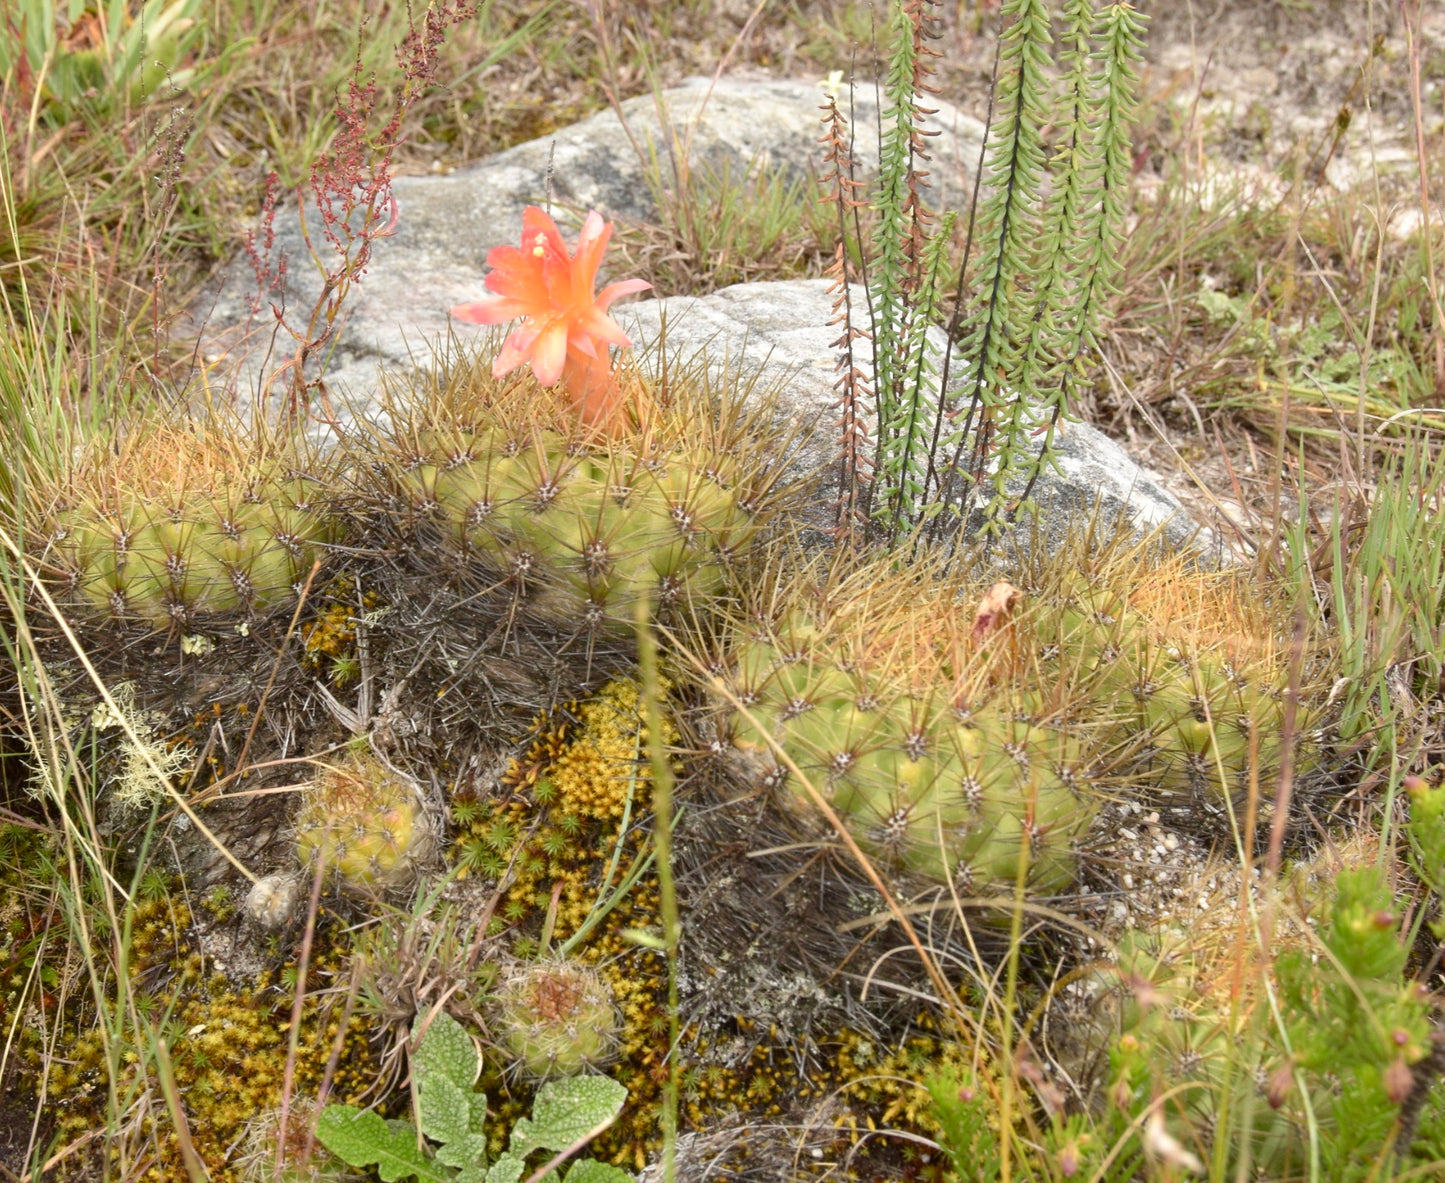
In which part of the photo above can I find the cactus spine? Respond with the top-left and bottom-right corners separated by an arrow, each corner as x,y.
364,351 -> 783,634
1035,562 -> 1314,817
492,957 -> 621,1080
713,560 -> 1104,895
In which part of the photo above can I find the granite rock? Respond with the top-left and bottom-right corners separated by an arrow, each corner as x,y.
611,278 -> 1201,550
197,74 -> 984,402
191,74 -> 1202,553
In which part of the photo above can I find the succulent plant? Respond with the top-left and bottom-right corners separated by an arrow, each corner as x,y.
31,420 -> 334,629
705,545 -> 1322,892
293,752 -> 437,893
1034,565 -> 1315,818
1106,932 -> 1303,1174
244,871 -> 305,929
491,956 -> 621,1081
361,349 -> 787,636
709,558 -> 1107,896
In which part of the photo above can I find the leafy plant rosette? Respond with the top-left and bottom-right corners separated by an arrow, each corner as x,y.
316,1011 -> 632,1183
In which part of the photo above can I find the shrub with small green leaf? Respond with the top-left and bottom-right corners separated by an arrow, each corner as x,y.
1104,867 -> 1435,1181
315,1011 -> 632,1183
1273,867 -> 1434,1178
923,1068 -> 1002,1183
1407,774 -> 1445,908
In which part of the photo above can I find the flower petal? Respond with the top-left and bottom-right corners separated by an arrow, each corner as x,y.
521,206 -> 568,262
595,277 -> 651,312
577,309 -> 634,350
484,264 -> 548,302
452,296 -> 529,325
529,322 -> 570,386
492,331 -> 534,377
567,333 -> 599,360
572,210 -> 611,292
485,242 -> 529,272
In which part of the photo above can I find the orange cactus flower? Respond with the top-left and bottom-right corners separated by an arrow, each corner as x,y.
451,206 -> 650,432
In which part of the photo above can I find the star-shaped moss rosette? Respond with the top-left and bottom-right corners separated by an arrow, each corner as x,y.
451,206 -> 651,434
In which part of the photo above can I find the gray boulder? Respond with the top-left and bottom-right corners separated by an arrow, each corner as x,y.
191,73 -> 1201,553
197,74 -> 985,402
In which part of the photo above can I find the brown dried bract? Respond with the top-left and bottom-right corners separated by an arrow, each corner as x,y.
970,581 -> 1021,644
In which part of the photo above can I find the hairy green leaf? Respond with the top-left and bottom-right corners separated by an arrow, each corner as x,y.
314,1106 -> 451,1183
508,1077 -> 628,1161
563,1160 -> 634,1182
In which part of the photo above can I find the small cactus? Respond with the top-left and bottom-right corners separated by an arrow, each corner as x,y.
32,420 -> 334,629
361,349 -> 786,635
293,753 -> 437,893
711,557 -> 1106,896
1035,563 -> 1316,816
244,871 -> 306,929
491,957 -> 621,1081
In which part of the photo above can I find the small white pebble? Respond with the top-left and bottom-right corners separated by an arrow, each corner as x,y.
1163,833 -> 1179,851
1123,873 -> 1135,889
245,872 -> 303,929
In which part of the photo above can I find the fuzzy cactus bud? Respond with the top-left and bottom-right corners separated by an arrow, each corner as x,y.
236,1098 -> 352,1183
1266,1061 -> 1294,1110
1384,1054 -> 1414,1106
292,753 -> 437,893
492,957 -> 621,1080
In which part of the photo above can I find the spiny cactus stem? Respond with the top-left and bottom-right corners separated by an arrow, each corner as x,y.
14,530 -> 263,878
683,644 -> 973,1036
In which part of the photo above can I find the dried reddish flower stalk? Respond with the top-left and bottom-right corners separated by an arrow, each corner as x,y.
244,1 -> 478,421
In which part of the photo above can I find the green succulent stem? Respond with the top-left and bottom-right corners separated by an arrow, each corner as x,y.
845,0 -> 1146,542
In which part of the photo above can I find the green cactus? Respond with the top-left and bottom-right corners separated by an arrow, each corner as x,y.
713,562 -> 1104,896
709,547 -> 1322,892
293,753 -> 436,893
34,422 -> 333,629
1106,932 -> 1303,1176
365,351 -> 783,634
1035,567 -> 1314,817
491,956 -> 621,1081
1106,862 -> 1435,1178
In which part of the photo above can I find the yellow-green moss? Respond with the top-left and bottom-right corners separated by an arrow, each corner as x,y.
300,581 -> 382,689
448,678 -> 971,1174
44,899 -> 378,1183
